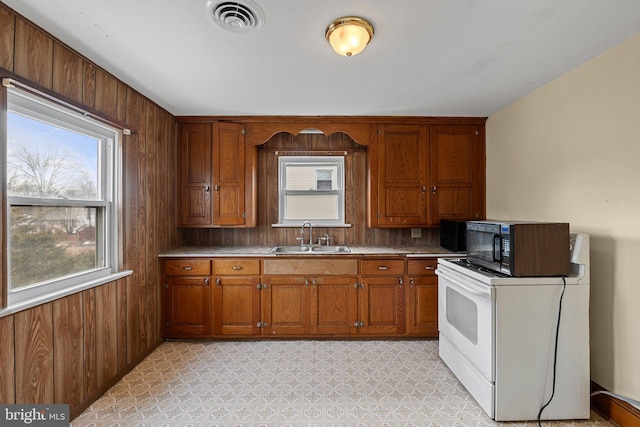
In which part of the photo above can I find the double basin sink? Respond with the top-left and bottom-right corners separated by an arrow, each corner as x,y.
270,245 -> 350,254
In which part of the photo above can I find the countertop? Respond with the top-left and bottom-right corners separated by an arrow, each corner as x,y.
158,245 -> 459,258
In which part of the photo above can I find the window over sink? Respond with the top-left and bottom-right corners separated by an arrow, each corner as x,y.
275,156 -> 349,227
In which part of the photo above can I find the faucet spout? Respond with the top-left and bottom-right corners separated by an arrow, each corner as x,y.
301,221 -> 313,245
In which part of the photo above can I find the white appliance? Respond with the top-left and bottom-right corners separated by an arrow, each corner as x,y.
437,233 -> 590,421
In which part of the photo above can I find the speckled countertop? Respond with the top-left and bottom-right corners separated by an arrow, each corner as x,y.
158,245 -> 459,258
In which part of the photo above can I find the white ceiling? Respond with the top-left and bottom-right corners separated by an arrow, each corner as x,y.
4,0 -> 640,117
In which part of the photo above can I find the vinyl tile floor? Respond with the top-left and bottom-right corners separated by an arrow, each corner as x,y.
72,340 -> 613,427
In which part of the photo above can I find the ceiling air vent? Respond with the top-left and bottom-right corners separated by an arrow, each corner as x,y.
207,0 -> 265,33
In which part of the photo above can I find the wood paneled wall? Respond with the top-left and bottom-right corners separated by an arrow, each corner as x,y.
0,3 -> 180,418
182,132 -> 440,247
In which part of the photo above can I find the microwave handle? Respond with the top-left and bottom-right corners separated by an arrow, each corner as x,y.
493,234 -> 501,262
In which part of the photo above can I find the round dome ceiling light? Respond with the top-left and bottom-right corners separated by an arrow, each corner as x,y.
325,16 -> 374,57
207,0 -> 265,33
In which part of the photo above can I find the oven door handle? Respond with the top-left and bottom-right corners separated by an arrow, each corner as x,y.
436,269 -> 493,299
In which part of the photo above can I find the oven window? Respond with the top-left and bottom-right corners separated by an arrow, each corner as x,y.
446,287 -> 478,344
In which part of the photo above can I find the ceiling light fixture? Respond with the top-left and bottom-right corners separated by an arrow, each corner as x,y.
325,16 -> 374,57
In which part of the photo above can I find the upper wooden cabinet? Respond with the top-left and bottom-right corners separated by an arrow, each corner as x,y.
429,124 -> 485,224
177,121 -> 257,227
370,125 -> 429,227
368,122 -> 485,228
178,123 -> 212,226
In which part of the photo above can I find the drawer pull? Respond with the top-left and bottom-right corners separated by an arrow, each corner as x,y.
378,266 -> 388,270
232,266 -> 243,271
425,266 -> 436,270
183,266 -> 193,271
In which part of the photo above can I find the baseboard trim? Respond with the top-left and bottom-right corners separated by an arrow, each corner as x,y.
591,381 -> 640,427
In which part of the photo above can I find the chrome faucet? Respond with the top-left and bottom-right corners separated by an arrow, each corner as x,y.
300,221 -> 313,245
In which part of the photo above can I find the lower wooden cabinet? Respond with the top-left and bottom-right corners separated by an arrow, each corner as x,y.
313,276 -> 359,335
261,276 -> 312,336
162,255 -> 440,339
406,259 -> 439,336
360,259 -> 405,335
213,259 -> 261,336
163,259 -> 212,338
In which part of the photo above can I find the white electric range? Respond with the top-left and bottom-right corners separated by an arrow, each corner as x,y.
436,233 -> 591,421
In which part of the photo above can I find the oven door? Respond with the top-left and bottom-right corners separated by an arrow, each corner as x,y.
437,264 -> 495,381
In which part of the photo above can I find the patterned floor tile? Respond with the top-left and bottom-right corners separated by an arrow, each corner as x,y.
72,340 -> 613,427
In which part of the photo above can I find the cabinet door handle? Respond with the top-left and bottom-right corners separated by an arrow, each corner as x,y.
205,185 -> 210,192
232,265 -> 243,270
312,278 -> 317,287
378,266 -> 388,270
432,185 -> 437,194
183,266 -> 192,271
305,278 -> 310,287
410,278 -> 415,287
422,185 -> 426,193
398,278 -> 403,287
215,278 -> 221,287
214,184 -> 219,192
205,278 -> 210,287
425,266 -> 436,270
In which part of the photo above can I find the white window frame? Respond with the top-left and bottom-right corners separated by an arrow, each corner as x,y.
275,155 -> 350,227
3,87 -> 127,313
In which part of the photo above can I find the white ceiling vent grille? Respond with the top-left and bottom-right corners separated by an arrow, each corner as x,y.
207,0 -> 265,33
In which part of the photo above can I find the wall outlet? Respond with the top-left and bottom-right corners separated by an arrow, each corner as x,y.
411,228 -> 422,238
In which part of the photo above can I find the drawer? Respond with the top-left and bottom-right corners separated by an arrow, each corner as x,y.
214,259 -> 260,275
361,259 -> 405,275
164,259 -> 211,276
407,259 -> 438,276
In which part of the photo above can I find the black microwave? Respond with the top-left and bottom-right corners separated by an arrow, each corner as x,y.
466,220 -> 571,277
439,219 -> 467,252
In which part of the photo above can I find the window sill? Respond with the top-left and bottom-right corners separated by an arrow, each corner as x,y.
271,223 -> 352,228
0,270 -> 133,318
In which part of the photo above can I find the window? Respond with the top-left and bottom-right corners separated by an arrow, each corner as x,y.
277,156 -> 348,226
5,88 -> 122,308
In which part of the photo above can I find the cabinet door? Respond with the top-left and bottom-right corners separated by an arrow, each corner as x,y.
313,276 -> 358,336
212,122 -> 246,226
165,276 -> 212,337
261,276 -> 312,336
360,276 -> 404,335
406,259 -> 438,336
429,124 -> 484,223
374,125 -> 428,227
178,123 -> 212,226
213,275 -> 261,336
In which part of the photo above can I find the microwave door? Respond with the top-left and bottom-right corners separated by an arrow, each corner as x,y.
468,230 -> 501,270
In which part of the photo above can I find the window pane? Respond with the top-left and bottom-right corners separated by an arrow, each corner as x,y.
285,195 -> 339,220
7,111 -> 99,200
10,206 -> 100,289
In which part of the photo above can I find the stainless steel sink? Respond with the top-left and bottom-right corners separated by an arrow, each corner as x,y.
270,245 -> 350,254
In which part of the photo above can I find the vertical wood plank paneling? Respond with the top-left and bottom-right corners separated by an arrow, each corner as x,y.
14,18 -> 53,89
116,279 -> 127,372
116,81 -> 127,123
95,68 -> 118,119
14,304 -> 54,404
124,88 -> 141,364
145,102 -> 157,347
0,315 -> 15,403
96,282 -> 117,389
0,5 -> 15,72
137,97 -> 148,354
82,288 -> 96,397
52,42 -> 83,104
82,61 -> 96,109
53,293 -> 83,407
